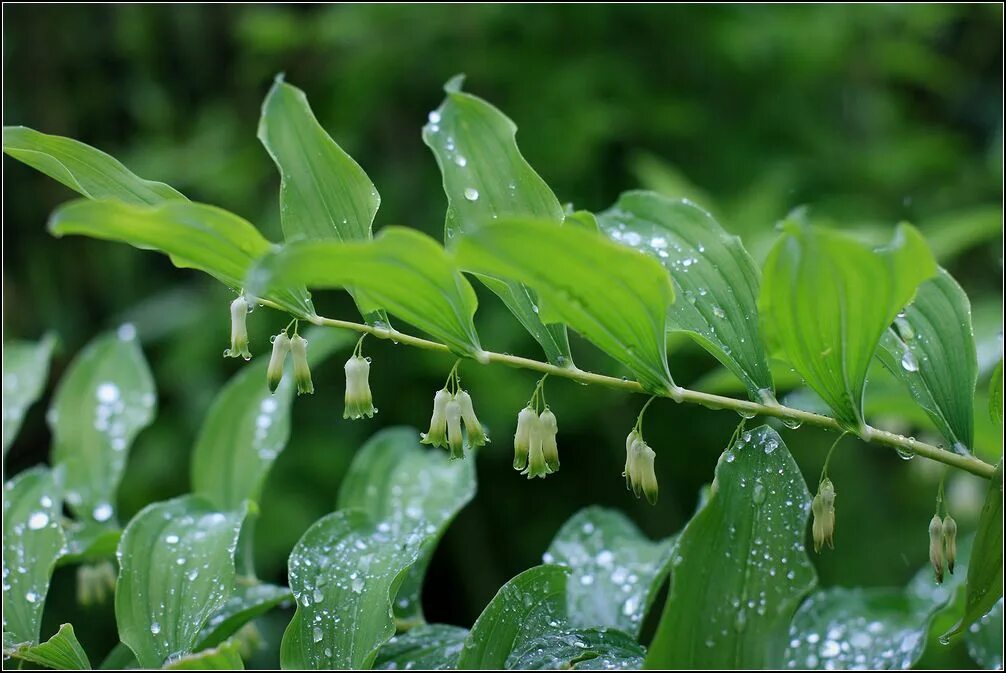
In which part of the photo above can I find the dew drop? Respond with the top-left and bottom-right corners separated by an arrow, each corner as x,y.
464,187 -> 479,201
150,622 -> 161,635
900,350 -> 919,372
27,512 -> 49,530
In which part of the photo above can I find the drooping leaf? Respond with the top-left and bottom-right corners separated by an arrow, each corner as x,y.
374,624 -> 469,670
196,582 -> 292,651
423,76 -> 572,367
50,328 -> 155,525
164,640 -> 244,670
2,334 -> 56,457
965,598 -> 1003,670
507,627 -> 645,670
48,199 -> 315,318
2,467 -> 65,647
457,564 -> 570,669
115,496 -> 245,668
5,623 -> 91,669
877,268 -> 977,453
543,506 -> 675,637
646,426 -> 817,668
455,218 -> 675,393
759,218 -> 937,429
247,227 -> 484,358
280,509 -> 425,669
258,76 -> 387,326
943,461 -> 1003,641
597,191 -> 774,402
337,427 -> 476,627
2,126 -> 186,204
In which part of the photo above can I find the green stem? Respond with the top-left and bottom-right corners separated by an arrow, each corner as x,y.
308,314 -> 998,480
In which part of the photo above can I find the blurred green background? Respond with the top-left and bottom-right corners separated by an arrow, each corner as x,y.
3,4 -> 1002,668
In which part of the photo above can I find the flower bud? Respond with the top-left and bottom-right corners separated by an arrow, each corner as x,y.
623,431 -> 658,505
343,355 -> 377,419
456,389 -> 489,448
513,406 -> 536,470
289,334 -> 313,395
446,397 -> 464,460
76,560 -> 116,606
539,407 -> 559,473
421,389 -> 451,448
224,296 -> 252,360
811,478 -> 836,552
942,514 -> 957,575
266,332 -> 291,393
929,514 -> 945,584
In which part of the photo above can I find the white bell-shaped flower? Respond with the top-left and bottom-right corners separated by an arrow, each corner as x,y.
266,332 -> 291,393
445,397 -> 464,460
929,514 -> 945,584
421,389 -> 452,448
539,407 -> 559,473
224,296 -> 252,360
456,389 -> 488,448
343,355 -> 377,419
289,334 -> 313,395
522,413 -> 548,479
513,406 -> 537,470
623,430 -> 658,504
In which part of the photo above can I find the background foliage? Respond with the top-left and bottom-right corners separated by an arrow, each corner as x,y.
3,4 -> 1002,668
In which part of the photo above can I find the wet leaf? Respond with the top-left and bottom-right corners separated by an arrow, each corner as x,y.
597,191 -> 774,402
646,426 -> 817,668
2,467 -> 65,647
965,598 -> 1003,669
990,359 -> 1003,431
5,623 -> 91,669
195,582 -> 291,651
877,268 -> 977,453
507,627 -> 645,670
164,640 -> 244,670
423,76 -> 572,367
2,334 -> 56,457
50,329 -> 155,525
279,509 -> 425,669
543,506 -> 674,637
374,624 -> 468,670
115,496 -> 245,668
337,427 -> 476,626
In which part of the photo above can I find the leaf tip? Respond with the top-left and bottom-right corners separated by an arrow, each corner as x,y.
444,74 -> 466,94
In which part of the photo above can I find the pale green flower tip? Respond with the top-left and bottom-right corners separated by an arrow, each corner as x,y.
624,432 -> 658,505
290,335 -> 314,395
266,332 -> 292,393
513,405 -> 538,472
224,296 -> 252,360
457,389 -> 489,448
446,398 -> 464,458
421,388 -> 452,448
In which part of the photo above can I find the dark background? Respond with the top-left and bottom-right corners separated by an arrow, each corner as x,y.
3,4 -> 1002,668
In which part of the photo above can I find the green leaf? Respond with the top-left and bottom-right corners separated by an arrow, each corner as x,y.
191,360 -> 293,511
990,359 -> 1003,430
965,598 -> 1003,669
337,427 -> 476,627
2,334 -> 56,457
5,623 -> 91,669
163,640 -> 244,670
646,426 -> 817,668
943,462 -> 1003,641
507,627 -> 645,670
455,218 -> 675,393
59,523 -> 121,566
50,329 -> 155,524
543,506 -> 674,637
247,227 -> 484,358
374,624 -> 469,670
457,564 -> 570,669
759,219 -> 937,429
48,199 -> 316,318
597,191 -> 775,402
99,642 -> 137,670
877,268 -> 977,453
115,496 -> 246,668
196,582 -> 291,651
258,76 -> 387,326
423,76 -> 573,367
2,467 -> 65,646
2,126 -> 186,204
280,509 -> 425,669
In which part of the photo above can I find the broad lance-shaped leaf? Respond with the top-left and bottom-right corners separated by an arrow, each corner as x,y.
877,268 -> 977,453
457,565 -> 645,670
759,218 -> 937,429
543,506 -> 675,637
374,624 -> 469,670
258,76 -> 387,326
196,582 -> 291,651
597,191 -> 775,403
337,427 -> 476,626
966,598 -> 1003,670
248,227 -> 485,359
49,328 -> 155,525
164,640 -> 244,670
2,467 -> 65,647
280,509 -> 425,669
424,76 -> 573,367
115,496 -> 246,668
2,333 -> 56,457
2,126 -> 186,205
646,426 -> 817,668
943,461 -> 1003,641
456,218 -> 675,393
48,199 -> 315,318
5,623 -> 91,669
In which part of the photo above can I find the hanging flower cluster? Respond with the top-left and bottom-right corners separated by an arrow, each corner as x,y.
265,321 -> 313,395
421,362 -> 489,460
928,510 -> 957,584
512,376 -> 560,479
622,397 -> 659,504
